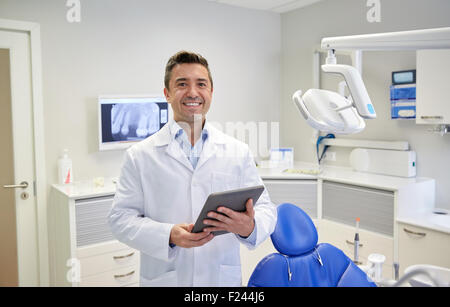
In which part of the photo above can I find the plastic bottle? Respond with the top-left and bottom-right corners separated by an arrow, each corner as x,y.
58,149 -> 73,184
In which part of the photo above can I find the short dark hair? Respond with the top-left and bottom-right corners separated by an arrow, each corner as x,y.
164,51 -> 213,90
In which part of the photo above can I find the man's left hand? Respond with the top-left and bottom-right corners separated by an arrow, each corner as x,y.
203,199 -> 255,238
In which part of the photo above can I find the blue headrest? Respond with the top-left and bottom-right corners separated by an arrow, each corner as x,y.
270,203 -> 318,256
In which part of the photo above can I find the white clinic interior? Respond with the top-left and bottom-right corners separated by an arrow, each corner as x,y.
0,0 -> 449,288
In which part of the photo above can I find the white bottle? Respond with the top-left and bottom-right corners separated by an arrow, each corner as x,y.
58,149 -> 73,184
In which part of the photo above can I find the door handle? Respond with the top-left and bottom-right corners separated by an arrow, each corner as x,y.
3,181 -> 28,189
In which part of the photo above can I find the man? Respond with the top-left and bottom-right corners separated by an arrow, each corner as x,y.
108,51 -> 277,286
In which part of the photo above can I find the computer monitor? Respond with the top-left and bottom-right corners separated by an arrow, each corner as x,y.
98,95 -> 170,151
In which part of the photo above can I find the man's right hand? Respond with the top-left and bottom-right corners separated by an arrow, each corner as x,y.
169,223 -> 214,248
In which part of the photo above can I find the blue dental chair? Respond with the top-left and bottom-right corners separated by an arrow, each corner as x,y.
247,203 -> 376,287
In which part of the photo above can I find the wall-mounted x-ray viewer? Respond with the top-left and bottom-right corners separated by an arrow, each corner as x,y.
98,95 -> 169,151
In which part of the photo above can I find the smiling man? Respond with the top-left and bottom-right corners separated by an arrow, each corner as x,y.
163,52 -> 213,148
108,51 -> 277,287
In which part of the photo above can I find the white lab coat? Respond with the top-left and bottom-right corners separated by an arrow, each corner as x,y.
108,121 -> 277,287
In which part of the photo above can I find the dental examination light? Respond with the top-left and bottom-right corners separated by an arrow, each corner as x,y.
293,49 -> 376,135
293,27 -> 450,134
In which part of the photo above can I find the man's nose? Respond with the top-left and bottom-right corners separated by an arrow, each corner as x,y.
187,85 -> 199,98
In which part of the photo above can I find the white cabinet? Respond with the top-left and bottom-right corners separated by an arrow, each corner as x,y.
416,49 -> 450,124
77,241 -> 139,287
253,171 -> 435,283
398,222 -> 450,273
48,184 -> 140,287
48,171 -> 439,286
317,219 -> 394,279
319,181 -> 395,279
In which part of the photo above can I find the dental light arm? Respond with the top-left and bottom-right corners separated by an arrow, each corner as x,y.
321,27 -> 450,51
294,27 -> 450,134
322,57 -> 376,119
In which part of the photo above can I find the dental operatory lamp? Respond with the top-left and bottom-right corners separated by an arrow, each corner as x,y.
293,27 -> 450,135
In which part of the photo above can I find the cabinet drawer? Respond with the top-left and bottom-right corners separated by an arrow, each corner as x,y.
79,247 -> 139,278
398,222 -> 450,271
264,180 -> 317,217
79,264 -> 139,287
317,219 -> 394,266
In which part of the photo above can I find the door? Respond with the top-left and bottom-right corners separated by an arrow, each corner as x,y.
0,29 -> 39,286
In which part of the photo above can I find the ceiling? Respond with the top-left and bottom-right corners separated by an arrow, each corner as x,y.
206,0 -> 324,13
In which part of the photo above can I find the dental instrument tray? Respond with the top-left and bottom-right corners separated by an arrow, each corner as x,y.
192,185 -> 265,236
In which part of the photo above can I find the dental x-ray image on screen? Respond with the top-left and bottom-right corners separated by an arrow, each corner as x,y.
98,96 -> 169,151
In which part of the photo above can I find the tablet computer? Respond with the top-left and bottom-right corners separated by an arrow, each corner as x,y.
192,185 -> 265,236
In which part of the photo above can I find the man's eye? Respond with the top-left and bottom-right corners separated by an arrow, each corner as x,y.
198,83 -> 207,87
177,82 -> 187,87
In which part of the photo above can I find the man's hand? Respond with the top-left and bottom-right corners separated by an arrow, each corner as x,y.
169,223 -> 214,248
203,199 -> 255,238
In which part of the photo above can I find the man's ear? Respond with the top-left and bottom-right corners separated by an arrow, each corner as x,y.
164,87 -> 171,103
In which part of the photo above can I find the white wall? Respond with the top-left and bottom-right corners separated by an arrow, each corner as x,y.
0,0 -> 281,185
2,0 -> 449,210
281,0 -> 450,209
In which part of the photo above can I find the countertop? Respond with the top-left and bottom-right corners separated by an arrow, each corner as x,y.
52,161 -> 447,234
52,178 -> 117,199
258,162 -> 448,234
258,161 -> 433,192
397,210 -> 450,235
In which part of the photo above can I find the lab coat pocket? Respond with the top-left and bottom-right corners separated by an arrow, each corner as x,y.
219,264 -> 242,287
140,270 -> 177,287
211,172 -> 240,193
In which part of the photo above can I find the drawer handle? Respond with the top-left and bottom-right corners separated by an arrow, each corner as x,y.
403,228 -> 426,237
114,270 -> 135,279
345,240 -> 363,247
113,252 -> 135,260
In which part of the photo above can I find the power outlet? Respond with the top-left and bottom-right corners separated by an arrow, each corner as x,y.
323,151 -> 336,161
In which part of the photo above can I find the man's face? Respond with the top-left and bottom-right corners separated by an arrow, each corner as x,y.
164,63 -> 213,125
